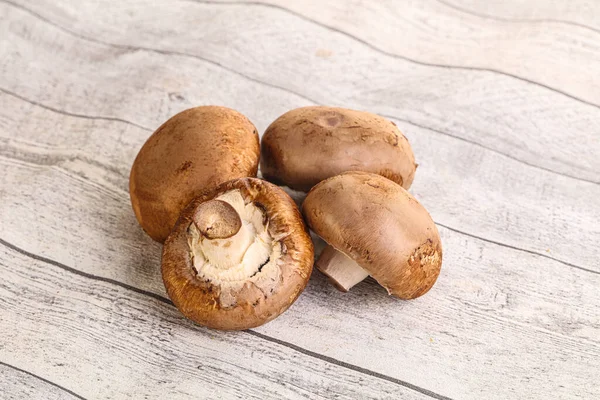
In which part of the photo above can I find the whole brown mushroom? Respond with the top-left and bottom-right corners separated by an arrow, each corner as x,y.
162,178 -> 314,330
129,106 -> 260,242
261,106 -> 417,193
302,172 -> 442,299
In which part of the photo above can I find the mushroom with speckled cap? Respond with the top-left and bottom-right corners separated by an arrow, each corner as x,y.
261,106 -> 417,193
162,178 -> 314,330
302,172 -> 442,299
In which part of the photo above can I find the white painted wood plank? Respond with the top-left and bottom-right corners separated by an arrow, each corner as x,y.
1,24 -> 599,274
204,0 -> 600,105
1,153 -> 598,399
0,244 -> 433,400
444,0 -> 600,31
1,118 -> 599,399
3,0 -> 599,183
1,0 -> 596,324
1,0 -> 599,399
0,363 -> 83,400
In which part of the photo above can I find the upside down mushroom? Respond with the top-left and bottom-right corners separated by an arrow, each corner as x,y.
302,172 -> 442,299
162,178 -> 314,330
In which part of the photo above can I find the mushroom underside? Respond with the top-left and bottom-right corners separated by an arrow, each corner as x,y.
187,189 -> 284,308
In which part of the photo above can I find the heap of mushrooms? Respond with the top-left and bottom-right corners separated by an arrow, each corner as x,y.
129,104 -> 443,331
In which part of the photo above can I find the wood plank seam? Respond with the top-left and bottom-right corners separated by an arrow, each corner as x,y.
0,0 -> 311,113
378,114 -> 600,185
434,0 -> 600,35
1,147 -> 596,276
436,223 -> 599,275
246,331 -> 453,400
2,135 -> 598,275
0,360 -> 86,400
3,1 -> 599,186
0,88 -> 152,132
0,237 -> 453,400
0,136 -> 129,178
1,1 -> 598,398
2,81 -> 598,272
3,75 -> 597,187
4,0 -> 600,109
185,0 -> 600,109
3,2 -> 598,186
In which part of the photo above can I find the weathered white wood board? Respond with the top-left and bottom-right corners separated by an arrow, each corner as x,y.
4,0 -> 600,183
1,362 -> 83,400
1,1 -> 599,399
439,0 -> 600,31
209,0 -> 600,104
1,245 -> 436,400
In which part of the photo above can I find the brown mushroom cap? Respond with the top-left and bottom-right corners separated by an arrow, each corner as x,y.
162,178 -> 314,330
261,106 -> 416,192
302,172 -> 442,299
129,106 -> 260,242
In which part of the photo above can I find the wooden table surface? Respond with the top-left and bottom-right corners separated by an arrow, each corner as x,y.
1,1 -> 599,399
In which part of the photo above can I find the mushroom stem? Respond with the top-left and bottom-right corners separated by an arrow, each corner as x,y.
191,199 -> 254,268
316,245 -> 369,292
200,223 -> 254,269
192,200 -> 242,240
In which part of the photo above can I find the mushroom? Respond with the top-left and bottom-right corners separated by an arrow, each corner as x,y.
261,106 -> 417,193
162,177 -> 314,330
302,172 -> 442,299
129,106 -> 260,242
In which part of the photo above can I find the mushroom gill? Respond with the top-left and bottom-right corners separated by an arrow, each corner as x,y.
187,190 -> 282,308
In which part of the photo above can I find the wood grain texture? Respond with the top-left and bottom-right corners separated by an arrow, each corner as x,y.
1,0 -> 599,399
1,99 -> 599,398
2,2 -> 600,273
1,19 -> 599,273
0,245 -> 434,400
206,0 -> 600,105
1,96 -> 600,395
0,363 -> 84,400
3,0 -> 600,183
443,0 -> 600,32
